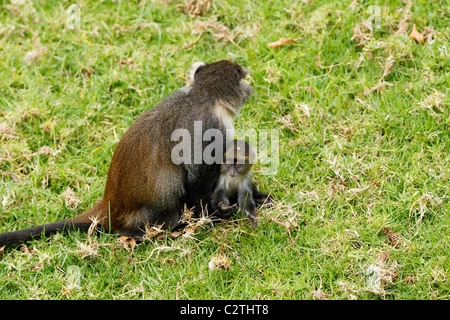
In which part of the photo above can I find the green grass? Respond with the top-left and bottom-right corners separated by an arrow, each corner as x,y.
0,0 -> 449,299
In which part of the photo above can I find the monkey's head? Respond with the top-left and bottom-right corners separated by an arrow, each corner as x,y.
222,140 -> 256,177
190,60 -> 253,104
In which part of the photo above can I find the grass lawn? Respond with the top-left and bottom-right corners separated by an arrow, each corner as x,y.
0,0 -> 449,300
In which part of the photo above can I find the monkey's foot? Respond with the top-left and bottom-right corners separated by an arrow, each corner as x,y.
244,210 -> 258,229
248,215 -> 258,229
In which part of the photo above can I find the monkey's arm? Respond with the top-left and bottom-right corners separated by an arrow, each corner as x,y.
210,187 -> 237,218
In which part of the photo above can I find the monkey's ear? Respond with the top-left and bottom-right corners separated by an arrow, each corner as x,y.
188,62 -> 206,83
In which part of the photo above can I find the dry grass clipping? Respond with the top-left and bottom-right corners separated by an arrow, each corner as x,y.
61,187 -> 81,209
277,114 -> 300,134
182,209 -> 213,240
408,192 -> 441,226
75,216 -> 102,259
38,146 -> 52,156
394,0 -> 412,35
0,122 -> 17,140
267,200 -> 303,240
183,17 -> 260,50
185,17 -> 241,49
183,0 -> 211,16
415,91 -> 447,113
351,20 -> 373,47
75,216 -> 120,261
208,253 -> 231,271
311,288 -> 330,300
25,44 -> 46,65
364,55 -> 395,95
365,251 -> 398,295
143,223 -> 166,240
381,227 -> 407,248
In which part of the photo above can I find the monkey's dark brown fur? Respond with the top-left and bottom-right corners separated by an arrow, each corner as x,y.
0,60 -> 253,246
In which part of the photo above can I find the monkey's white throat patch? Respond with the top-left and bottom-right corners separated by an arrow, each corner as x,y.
219,174 -> 251,197
215,100 -> 236,138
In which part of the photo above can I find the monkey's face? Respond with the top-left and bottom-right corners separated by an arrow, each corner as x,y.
193,60 -> 253,103
222,162 -> 251,178
223,140 -> 255,178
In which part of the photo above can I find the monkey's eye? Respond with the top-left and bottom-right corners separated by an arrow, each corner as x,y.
237,66 -> 246,79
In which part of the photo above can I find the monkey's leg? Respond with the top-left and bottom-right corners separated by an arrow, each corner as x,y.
238,188 -> 258,229
252,184 -> 274,207
210,188 -> 237,219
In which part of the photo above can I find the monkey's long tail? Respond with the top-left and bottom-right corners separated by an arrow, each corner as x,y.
0,220 -> 93,246
0,204 -> 105,247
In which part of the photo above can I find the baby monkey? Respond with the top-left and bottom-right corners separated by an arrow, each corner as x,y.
210,140 -> 273,229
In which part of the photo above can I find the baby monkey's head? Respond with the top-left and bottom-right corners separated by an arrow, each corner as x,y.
222,140 -> 256,178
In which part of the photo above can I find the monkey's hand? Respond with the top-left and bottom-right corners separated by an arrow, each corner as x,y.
217,202 -> 238,218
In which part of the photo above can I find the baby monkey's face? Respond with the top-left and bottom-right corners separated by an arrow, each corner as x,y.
222,161 -> 250,178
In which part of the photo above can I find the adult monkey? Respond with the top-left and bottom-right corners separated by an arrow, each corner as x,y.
0,60 -> 253,246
